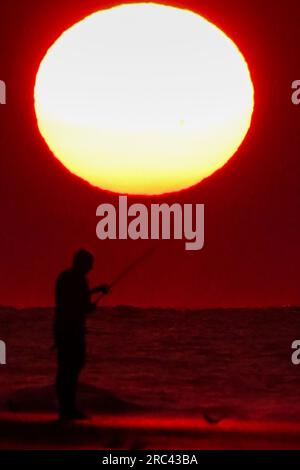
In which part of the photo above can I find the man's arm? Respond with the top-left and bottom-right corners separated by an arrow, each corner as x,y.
90,284 -> 110,295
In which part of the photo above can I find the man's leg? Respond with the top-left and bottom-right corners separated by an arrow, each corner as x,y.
56,346 -> 77,417
56,347 -> 85,419
68,363 -> 81,414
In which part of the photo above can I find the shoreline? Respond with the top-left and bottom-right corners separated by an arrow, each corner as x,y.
1,412 -> 300,450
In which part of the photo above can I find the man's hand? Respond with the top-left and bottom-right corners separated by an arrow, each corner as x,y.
96,283 -> 110,294
101,284 -> 110,295
90,284 -> 110,296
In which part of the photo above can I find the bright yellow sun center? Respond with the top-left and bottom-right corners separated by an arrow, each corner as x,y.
34,3 -> 254,195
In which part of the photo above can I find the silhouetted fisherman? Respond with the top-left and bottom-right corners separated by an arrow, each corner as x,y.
54,249 -> 109,420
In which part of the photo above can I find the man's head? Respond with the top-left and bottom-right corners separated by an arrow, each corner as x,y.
72,249 -> 94,273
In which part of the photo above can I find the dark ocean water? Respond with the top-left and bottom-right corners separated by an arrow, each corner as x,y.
1,306 -> 300,422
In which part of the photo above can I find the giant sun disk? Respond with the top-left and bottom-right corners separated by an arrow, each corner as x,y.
34,3 -> 254,195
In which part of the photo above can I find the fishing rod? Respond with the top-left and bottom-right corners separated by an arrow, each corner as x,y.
94,245 -> 155,305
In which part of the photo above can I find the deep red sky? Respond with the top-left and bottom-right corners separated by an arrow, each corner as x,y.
0,0 -> 300,309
